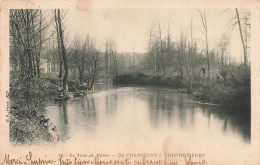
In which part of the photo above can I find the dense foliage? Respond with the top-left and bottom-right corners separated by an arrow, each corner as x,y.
10,106 -> 58,144
9,71 -> 59,144
114,73 -> 183,88
113,19 -> 251,114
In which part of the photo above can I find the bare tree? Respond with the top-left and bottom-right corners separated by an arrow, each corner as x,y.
217,34 -> 230,88
158,21 -> 166,76
105,40 -> 109,77
10,9 -> 49,78
54,9 -> 63,78
235,8 -> 247,66
110,40 -> 118,77
105,39 -> 118,77
166,17 -> 172,74
56,9 -> 69,97
199,9 -> 210,79
132,44 -> 135,68
223,8 -> 250,66
148,25 -> 158,72
190,17 -> 195,77
89,50 -> 100,90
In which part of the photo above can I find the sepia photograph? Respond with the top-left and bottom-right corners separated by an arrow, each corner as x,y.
0,0 -> 260,165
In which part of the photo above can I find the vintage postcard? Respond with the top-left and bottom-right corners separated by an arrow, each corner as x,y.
0,0 -> 260,164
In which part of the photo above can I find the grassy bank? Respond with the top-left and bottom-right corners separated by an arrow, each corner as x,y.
10,106 -> 58,144
10,73 -> 60,145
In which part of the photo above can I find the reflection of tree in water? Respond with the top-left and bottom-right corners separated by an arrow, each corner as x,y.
46,86 -> 250,144
55,101 -> 69,140
223,118 -> 228,132
148,88 -> 192,129
205,109 -> 211,131
62,101 -> 68,124
200,105 -> 250,143
148,88 -> 176,128
166,97 -> 174,126
190,104 -> 195,127
82,96 -> 97,130
63,96 -> 98,131
176,93 -> 186,128
148,90 -> 160,128
105,92 -> 118,115
104,79 -> 113,91
147,87 -> 250,143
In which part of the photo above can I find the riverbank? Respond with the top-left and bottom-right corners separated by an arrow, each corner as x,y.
10,76 -> 60,145
9,75 -> 97,144
113,72 -> 250,115
10,106 -> 59,144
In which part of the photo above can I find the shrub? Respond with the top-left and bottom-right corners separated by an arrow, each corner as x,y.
10,106 -> 58,145
10,74 -> 59,107
9,72 -> 60,144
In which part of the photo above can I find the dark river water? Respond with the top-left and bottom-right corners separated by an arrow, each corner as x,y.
39,83 -> 251,161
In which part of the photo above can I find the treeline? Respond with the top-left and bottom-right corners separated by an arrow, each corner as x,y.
10,9 -> 104,101
10,10 -> 44,78
8,9 -> 251,143
9,9 -> 251,112
114,9 -> 251,113
9,9 -> 104,143
10,9 -> 51,107
9,9 -> 124,143
9,9 -> 59,144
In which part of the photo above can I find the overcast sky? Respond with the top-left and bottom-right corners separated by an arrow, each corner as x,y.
64,8 -> 250,62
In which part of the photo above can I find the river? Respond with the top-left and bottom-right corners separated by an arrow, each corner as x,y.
39,83 -> 251,163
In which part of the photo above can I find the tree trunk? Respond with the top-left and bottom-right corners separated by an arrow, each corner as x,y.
30,10 -> 38,77
79,68 -> 83,84
158,22 -> 165,76
90,52 -> 99,89
57,9 -> 68,97
55,9 -> 63,78
199,9 -> 210,79
105,44 -> 109,77
24,10 -> 33,78
37,10 -> 42,77
236,8 -> 247,66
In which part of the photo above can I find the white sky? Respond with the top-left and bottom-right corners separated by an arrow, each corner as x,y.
65,8 -> 250,62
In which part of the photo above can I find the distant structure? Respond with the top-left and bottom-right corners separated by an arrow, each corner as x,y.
40,57 -> 60,75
